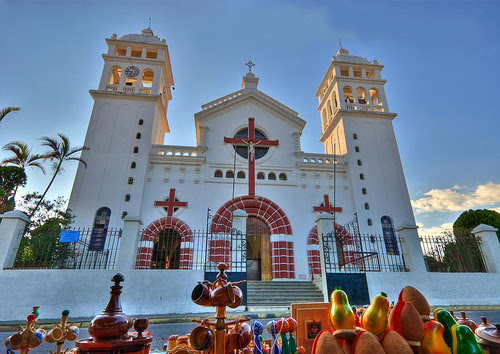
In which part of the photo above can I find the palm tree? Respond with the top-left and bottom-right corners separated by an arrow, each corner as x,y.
0,107 -> 20,123
30,134 -> 89,219
2,141 -> 46,199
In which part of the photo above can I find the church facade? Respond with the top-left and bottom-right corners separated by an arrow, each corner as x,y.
68,27 -> 416,281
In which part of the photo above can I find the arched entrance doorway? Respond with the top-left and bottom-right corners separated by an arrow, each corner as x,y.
151,229 -> 182,269
246,216 -> 272,281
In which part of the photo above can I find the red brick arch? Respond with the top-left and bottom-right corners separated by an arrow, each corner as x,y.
210,195 -> 294,279
135,216 -> 193,269
307,224 -> 356,277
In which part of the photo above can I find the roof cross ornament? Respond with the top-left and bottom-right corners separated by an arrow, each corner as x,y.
148,18 -> 151,28
245,60 -> 255,73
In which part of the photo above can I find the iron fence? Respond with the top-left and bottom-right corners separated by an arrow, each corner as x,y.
420,234 -> 487,273
322,233 -> 408,273
9,228 -> 121,270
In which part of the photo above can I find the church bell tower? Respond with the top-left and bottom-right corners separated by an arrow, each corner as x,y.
68,27 -> 174,228
315,46 -> 416,234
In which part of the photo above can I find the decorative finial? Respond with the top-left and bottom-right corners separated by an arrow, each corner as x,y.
148,18 -> 151,28
245,60 -> 255,73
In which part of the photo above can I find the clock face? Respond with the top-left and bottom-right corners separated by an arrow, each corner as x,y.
124,66 -> 140,78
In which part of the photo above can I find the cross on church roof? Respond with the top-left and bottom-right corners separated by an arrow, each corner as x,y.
313,194 -> 343,214
245,60 -> 255,73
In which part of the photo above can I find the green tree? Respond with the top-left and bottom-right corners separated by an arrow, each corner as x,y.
2,141 -> 45,198
454,209 -> 500,243
30,134 -> 88,219
19,193 -> 73,229
0,166 -> 27,213
0,107 -> 20,123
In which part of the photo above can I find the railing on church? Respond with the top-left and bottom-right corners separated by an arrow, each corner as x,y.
321,233 -> 408,273
135,229 -> 247,272
8,228 -> 122,270
419,233 -> 487,273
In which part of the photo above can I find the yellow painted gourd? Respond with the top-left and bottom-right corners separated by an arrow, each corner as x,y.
329,287 -> 355,330
361,292 -> 389,336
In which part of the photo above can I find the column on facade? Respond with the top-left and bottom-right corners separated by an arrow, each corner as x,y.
315,212 -> 337,302
472,224 -> 500,273
0,211 -> 30,269
116,215 -> 143,270
199,126 -> 209,151
396,222 -> 427,273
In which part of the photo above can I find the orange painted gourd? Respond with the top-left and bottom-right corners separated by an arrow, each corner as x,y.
421,320 -> 451,354
329,287 -> 355,330
361,292 -> 389,336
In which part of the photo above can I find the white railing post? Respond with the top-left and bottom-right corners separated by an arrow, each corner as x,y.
472,224 -> 500,273
315,212 -> 336,302
116,215 -> 143,270
0,211 -> 30,269
396,222 -> 427,273
231,209 -> 248,271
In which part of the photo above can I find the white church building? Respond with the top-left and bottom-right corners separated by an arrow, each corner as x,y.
67,27 -> 416,282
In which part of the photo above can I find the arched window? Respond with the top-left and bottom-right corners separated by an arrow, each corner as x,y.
327,100 -> 333,115
370,88 -> 382,106
357,159 -> 362,166
355,146 -> 360,152
141,69 -> 154,88
233,127 -> 270,159
226,170 -> 234,179
151,229 -> 182,269
237,171 -> 245,179
125,194 -> 131,202
357,87 -> 368,105
268,172 -> 276,180
214,170 -> 223,178
89,207 -> 111,251
360,173 -> 365,180
343,86 -> 354,104
131,162 -> 136,169
279,173 -> 287,181
133,147 -> 139,153
128,177 -> 133,184
136,133 -> 141,139
138,119 -> 144,125
108,66 -> 122,85
257,172 -> 265,180
365,203 -> 370,210
367,218 -> 373,226
381,216 -> 399,255
362,188 -> 367,195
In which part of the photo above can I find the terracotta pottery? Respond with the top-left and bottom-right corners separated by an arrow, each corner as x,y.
239,322 -> 252,347
191,282 -> 213,307
87,273 -> 133,341
344,330 -> 385,354
389,298 -> 424,345
45,326 -> 64,343
400,286 -> 431,317
228,285 -> 243,309
477,316 -> 495,330
210,282 -> 235,307
6,332 -> 24,349
190,325 -> 214,350
276,318 -> 290,334
311,330 -> 344,354
380,330 -> 413,354
475,323 -> 500,354
65,326 -> 80,342
457,311 -> 477,332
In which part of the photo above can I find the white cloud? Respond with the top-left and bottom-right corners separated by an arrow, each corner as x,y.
411,182 -> 500,213
417,222 -> 453,236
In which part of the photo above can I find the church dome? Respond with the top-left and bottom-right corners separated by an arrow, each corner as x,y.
332,47 -> 372,64
118,27 -> 165,44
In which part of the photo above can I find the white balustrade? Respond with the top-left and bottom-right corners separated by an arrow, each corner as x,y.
151,145 -> 203,158
106,84 -> 118,92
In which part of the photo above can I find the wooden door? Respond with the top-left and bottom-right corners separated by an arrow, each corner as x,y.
247,216 -> 272,281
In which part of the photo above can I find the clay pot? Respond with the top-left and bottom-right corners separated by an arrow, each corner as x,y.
191,283 -> 213,307
475,323 -> 500,354
45,326 -> 64,343
190,326 -> 214,351
65,326 -> 80,341
5,332 -> 24,350
477,316 -> 495,330
457,311 -> 477,332
28,329 -> 46,348
210,282 -> 235,307
228,285 -> 243,309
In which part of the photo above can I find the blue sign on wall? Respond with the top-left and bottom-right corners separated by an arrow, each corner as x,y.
59,231 -> 80,243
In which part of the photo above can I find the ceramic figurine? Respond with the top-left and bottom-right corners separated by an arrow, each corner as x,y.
351,305 -> 361,327
252,321 -> 264,354
389,289 -> 424,348
311,330 -> 343,354
361,292 -> 389,336
266,320 -> 281,354
420,320 -> 451,354
379,330 -> 413,353
329,287 -> 355,330
4,307 -> 46,354
399,286 -> 431,319
286,317 -> 298,354
276,318 -> 289,354
435,310 -> 483,354
342,329 -> 385,354
45,309 -> 79,354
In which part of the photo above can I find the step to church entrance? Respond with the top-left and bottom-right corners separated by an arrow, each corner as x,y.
246,280 -> 324,312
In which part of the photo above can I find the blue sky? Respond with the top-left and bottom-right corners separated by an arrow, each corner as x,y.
1,0 -> 499,233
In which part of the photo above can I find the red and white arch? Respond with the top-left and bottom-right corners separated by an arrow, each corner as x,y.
307,224 -> 357,276
210,195 -> 295,279
135,216 -> 193,269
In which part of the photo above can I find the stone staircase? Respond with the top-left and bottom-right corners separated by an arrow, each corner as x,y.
246,280 -> 324,312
